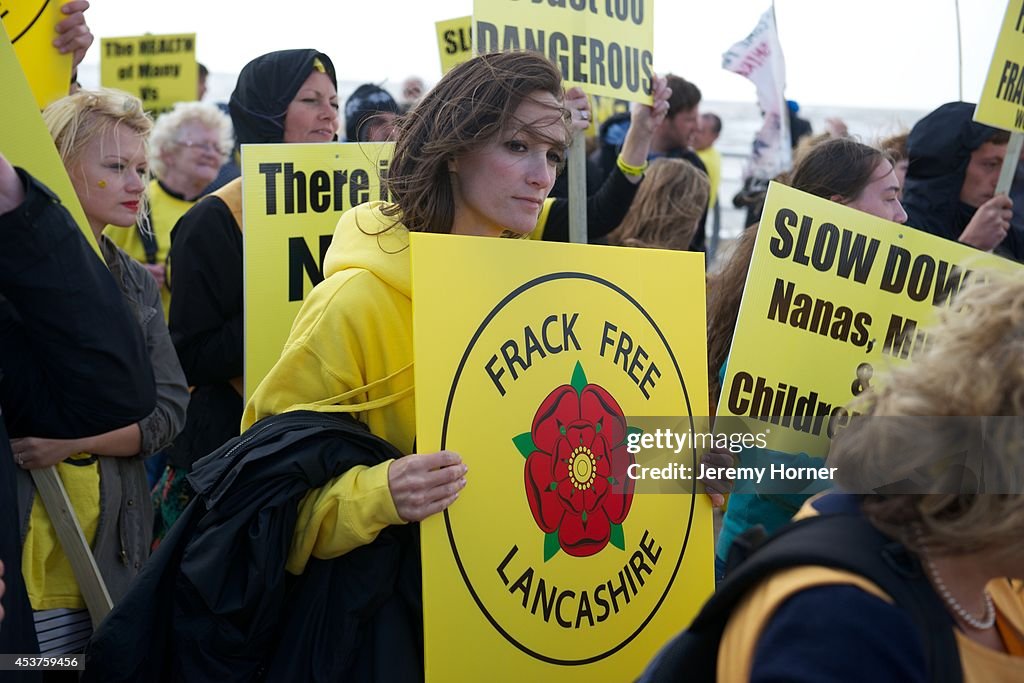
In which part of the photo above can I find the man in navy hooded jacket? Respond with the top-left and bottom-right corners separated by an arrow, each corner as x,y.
902,101 -> 1020,262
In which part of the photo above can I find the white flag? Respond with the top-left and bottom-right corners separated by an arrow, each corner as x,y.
723,7 -> 792,180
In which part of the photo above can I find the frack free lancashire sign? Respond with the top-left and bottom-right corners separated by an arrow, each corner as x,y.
413,235 -> 714,681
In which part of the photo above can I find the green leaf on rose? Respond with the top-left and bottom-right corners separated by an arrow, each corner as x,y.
610,523 -> 625,550
624,425 -> 643,447
544,531 -> 560,561
570,361 -> 588,395
512,432 -> 536,458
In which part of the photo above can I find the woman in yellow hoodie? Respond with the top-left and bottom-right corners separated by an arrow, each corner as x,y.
243,51 -> 671,574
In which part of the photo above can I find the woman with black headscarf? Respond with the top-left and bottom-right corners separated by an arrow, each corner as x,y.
155,49 -> 339,538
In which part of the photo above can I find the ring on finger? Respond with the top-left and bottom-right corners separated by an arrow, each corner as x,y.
15,453 -> 23,466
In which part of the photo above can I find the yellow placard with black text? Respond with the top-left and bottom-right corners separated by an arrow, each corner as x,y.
100,33 -> 197,115
974,0 -> 1024,132
436,16 -> 472,74
587,93 -> 630,135
0,19 -> 98,256
721,182 -> 1022,458
414,235 -> 713,681
3,0 -> 73,108
473,0 -> 653,104
242,142 -> 394,396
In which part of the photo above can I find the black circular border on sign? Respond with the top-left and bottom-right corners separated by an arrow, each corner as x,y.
440,271 -> 698,665
8,1 -> 51,43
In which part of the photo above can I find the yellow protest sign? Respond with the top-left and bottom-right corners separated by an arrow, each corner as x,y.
720,182 -> 1022,458
974,0 -> 1024,132
414,235 -> 713,681
473,0 -> 653,103
100,33 -> 197,114
436,15 -> 472,74
588,93 -> 629,134
0,20 -> 98,256
242,142 -> 394,395
3,0 -> 73,108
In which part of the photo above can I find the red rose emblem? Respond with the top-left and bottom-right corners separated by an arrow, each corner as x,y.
517,363 -> 635,558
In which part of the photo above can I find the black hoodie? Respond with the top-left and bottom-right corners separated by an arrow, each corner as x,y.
85,411 -> 421,682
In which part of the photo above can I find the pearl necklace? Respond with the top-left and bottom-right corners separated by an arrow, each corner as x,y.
916,537 -> 996,630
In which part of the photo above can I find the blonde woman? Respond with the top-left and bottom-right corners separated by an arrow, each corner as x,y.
105,101 -> 233,319
9,89 -> 188,654
603,157 -> 709,250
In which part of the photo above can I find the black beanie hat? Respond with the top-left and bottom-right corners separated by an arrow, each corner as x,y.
344,83 -> 399,142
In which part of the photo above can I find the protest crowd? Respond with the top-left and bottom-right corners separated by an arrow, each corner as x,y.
1,1 -> 1023,681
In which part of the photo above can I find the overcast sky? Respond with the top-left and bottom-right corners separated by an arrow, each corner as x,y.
77,0 -> 1008,110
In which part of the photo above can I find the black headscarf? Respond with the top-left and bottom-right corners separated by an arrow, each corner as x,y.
229,49 -> 337,145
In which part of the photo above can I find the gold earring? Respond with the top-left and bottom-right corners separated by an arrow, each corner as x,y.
97,180 -> 107,188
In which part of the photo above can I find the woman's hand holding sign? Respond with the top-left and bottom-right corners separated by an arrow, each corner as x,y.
388,450 -> 468,522
564,86 -> 591,132
55,1 -> 95,69
699,445 -> 735,508
618,74 -> 671,185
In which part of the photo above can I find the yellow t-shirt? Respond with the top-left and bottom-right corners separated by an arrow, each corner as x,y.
22,454 -> 101,610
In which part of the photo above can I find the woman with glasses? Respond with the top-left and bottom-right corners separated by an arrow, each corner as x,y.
105,101 -> 233,320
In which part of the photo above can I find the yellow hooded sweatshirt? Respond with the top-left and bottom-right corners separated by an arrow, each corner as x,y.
243,201 -> 416,574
